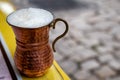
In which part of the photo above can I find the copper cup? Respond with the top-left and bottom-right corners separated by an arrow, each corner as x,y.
7,12 -> 69,77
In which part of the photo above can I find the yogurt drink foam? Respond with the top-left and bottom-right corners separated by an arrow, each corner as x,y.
7,8 -> 54,28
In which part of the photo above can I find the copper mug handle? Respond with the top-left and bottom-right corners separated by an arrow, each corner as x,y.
50,18 -> 69,52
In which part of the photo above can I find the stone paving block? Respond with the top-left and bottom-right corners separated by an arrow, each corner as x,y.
74,70 -> 91,80
80,49 -> 98,60
72,45 -> 85,53
93,21 -> 114,31
115,33 -> 120,41
95,66 -> 116,78
98,8 -> 117,18
87,15 -> 106,25
96,46 -> 114,54
56,46 -> 73,57
71,19 -> 92,30
80,38 -> 100,48
81,59 -> 100,70
69,46 -> 86,62
110,26 -> 120,35
54,53 -> 64,62
107,76 -> 120,80
112,42 -> 120,49
98,54 -> 115,63
115,50 -> 120,59
70,48 -> 98,62
108,60 -> 120,70
69,53 -> 84,62
89,75 -> 99,80
55,40 -> 75,57
79,10 -> 96,20
63,39 -> 77,48
60,60 -> 77,74
12,0 -> 29,8
86,32 -> 112,41
101,41 -> 120,50
69,28 -> 85,42
114,16 -> 120,23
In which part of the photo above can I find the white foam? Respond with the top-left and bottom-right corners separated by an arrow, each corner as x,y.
7,8 -> 54,28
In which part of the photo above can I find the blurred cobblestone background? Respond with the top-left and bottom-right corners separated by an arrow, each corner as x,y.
11,0 -> 120,80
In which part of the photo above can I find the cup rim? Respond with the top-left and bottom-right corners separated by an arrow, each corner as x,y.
6,8 -> 55,29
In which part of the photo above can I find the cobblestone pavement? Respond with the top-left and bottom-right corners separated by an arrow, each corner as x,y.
11,0 -> 120,80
